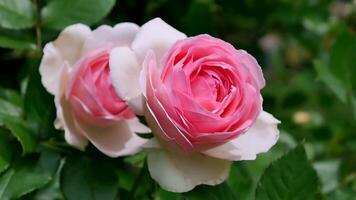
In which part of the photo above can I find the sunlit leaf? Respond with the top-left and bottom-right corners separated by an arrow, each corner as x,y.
41,0 -> 116,30
0,0 -> 35,29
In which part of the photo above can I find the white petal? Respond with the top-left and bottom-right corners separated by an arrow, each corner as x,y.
82,23 -> 139,54
139,54 -> 149,97
143,138 -> 161,149
127,118 -> 151,134
39,24 -> 91,95
109,46 -> 143,113
126,94 -> 144,116
39,44 -> 63,95
202,111 -> 280,161
52,24 -> 91,64
146,140 -> 231,193
131,18 -> 187,61
75,118 -> 147,157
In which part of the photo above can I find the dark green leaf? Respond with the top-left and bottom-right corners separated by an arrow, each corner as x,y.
314,31 -> 356,118
41,0 -> 116,30
314,60 -> 347,103
183,183 -> 236,200
0,150 -> 60,200
60,156 -> 118,200
0,0 -> 35,29
0,129 -> 13,174
24,61 -> 56,139
0,34 -> 36,49
329,32 -> 356,85
255,145 -> 321,200
0,88 -> 37,154
158,189 -> 183,200
2,117 -> 36,154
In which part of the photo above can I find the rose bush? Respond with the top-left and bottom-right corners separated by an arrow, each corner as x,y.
39,22 -> 153,157
111,20 -> 280,192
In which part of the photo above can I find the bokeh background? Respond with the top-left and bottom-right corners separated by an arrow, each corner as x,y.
0,0 -> 355,199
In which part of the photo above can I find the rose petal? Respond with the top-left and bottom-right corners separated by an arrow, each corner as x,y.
109,46 -> 143,114
127,118 -> 151,134
145,139 -> 231,192
60,97 -> 89,149
202,111 -> 280,160
75,117 -> 147,157
82,23 -> 139,54
58,65 -> 88,149
145,52 -> 194,152
236,50 -> 265,89
39,24 -> 91,94
131,18 -> 187,61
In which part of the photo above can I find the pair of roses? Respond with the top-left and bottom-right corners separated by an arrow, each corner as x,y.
39,18 -> 280,193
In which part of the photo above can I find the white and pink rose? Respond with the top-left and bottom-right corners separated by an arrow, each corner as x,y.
113,18 -> 280,192
40,18 -> 280,193
39,22 -> 151,157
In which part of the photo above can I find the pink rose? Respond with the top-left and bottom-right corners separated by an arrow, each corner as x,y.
39,22 -> 152,157
113,20 -> 280,192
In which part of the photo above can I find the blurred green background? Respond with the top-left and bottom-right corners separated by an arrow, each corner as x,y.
0,0 -> 355,199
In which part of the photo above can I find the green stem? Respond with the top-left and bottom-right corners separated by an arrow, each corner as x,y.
40,140 -> 73,154
33,0 -> 42,53
129,160 -> 148,199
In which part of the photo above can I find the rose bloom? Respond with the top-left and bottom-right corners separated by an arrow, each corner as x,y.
39,22 -> 154,157
111,19 -> 280,192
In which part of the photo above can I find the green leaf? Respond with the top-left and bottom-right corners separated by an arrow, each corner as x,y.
314,60 -> 347,103
0,88 -> 23,108
314,31 -> 356,118
2,117 -> 36,154
0,33 -> 36,49
158,189 -> 183,200
314,160 -> 340,193
0,98 -> 22,122
41,0 -> 116,30
60,156 -> 118,200
183,183 -> 236,200
24,61 -> 56,139
0,150 -> 61,200
227,163 -> 254,199
0,88 -> 37,154
329,32 -> 356,85
255,145 -> 321,200
34,157 -> 64,200
0,130 -> 13,174
0,0 -> 35,29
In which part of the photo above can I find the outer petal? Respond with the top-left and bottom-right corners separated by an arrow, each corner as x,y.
57,64 -> 88,149
109,46 -> 143,114
75,117 -> 147,157
82,23 -> 139,54
60,96 -> 88,149
127,118 -> 151,134
145,139 -> 231,193
39,24 -> 91,95
202,111 -> 280,160
236,50 -> 266,89
131,18 -> 187,61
